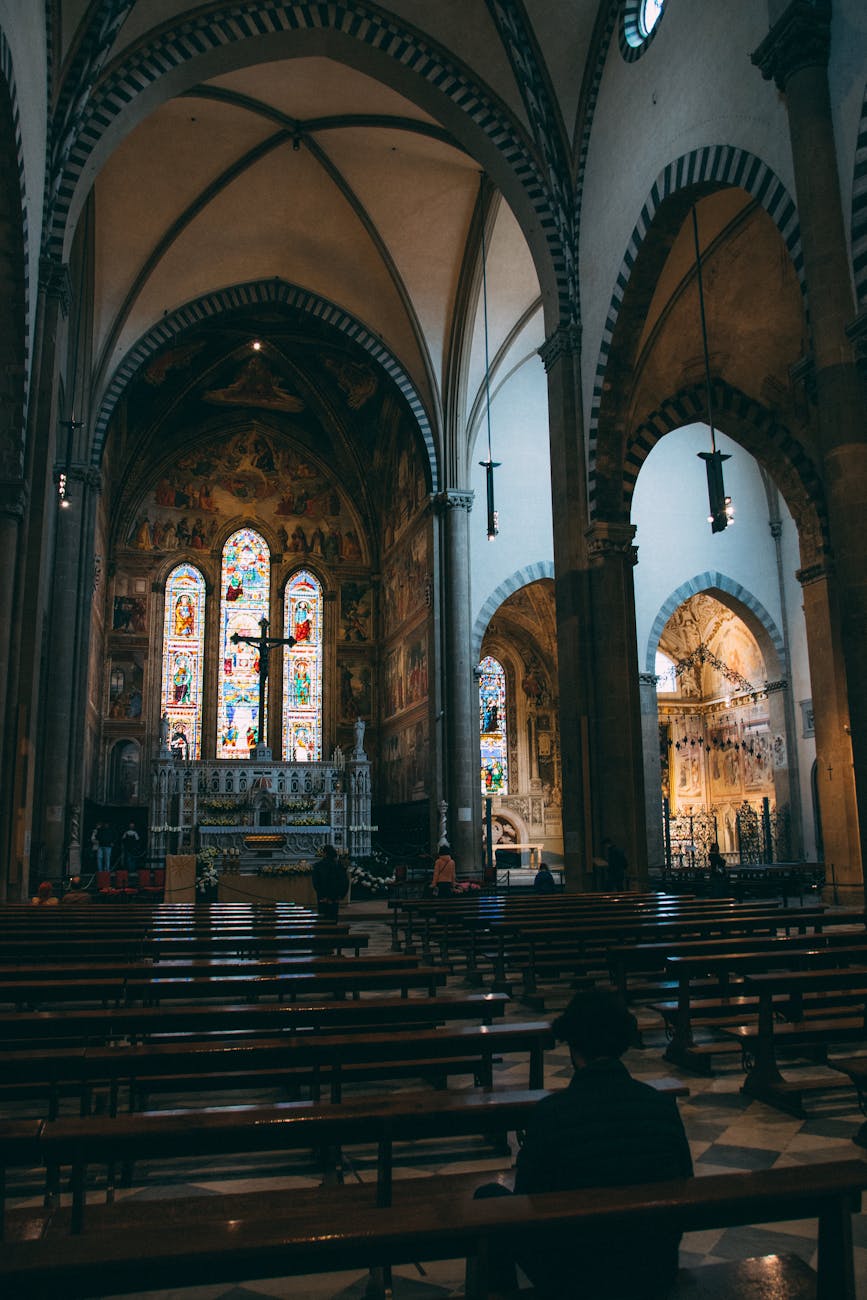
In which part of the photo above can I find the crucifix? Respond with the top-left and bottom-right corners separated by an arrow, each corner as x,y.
230,616 -> 296,760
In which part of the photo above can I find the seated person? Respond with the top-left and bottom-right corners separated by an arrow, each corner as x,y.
62,875 -> 91,904
31,880 -> 59,906
478,987 -> 693,1298
533,861 -> 557,893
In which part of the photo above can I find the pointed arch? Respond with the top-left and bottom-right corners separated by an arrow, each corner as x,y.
853,79 -> 867,308
283,568 -> 323,762
0,30 -> 29,453
472,560 -> 555,661
161,563 -> 206,759
588,146 -> 805,512
46,2 -> 567,318
479,654 -> 508,796
217,527 -> 270,758
621,380 -> 828,550
645,573 -> 785,678
90,279 -> 438,492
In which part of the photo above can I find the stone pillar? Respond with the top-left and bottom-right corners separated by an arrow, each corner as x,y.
40,463 -> 101,873
797,558 -> 862,899
586,520 -> 648,887
433,489 -> 477,870
0,479 -> 27,801
754,2 -> 867,889
0,256 -> 68,899
539,324 -> 594,890
639,673 -> 665,870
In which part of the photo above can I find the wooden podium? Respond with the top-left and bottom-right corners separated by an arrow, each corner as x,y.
164,854 -> 197,902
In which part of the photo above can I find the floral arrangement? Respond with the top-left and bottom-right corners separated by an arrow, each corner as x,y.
282,797 -> 318,813
260,860 -> 313,877
196,845 -> 221,893
453,880 -> 482,894
151,824 -> 184,834
280,813 -> 328,826
349,862 -> 396,895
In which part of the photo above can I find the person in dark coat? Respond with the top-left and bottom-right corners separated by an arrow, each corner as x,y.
533,861 -> 557,893
477,987 -> 693,1298
312,844 -> 348,921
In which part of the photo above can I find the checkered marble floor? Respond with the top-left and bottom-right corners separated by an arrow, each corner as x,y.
7,905 -> 867,1298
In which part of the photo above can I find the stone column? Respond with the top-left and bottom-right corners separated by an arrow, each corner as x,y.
586,520 -> 648,887
639,673 -> 665,870
40,462 -> 101,873
0,256 -> 68,899
539,324 -> 594,890
797,558 -> 862,899
754,2 -> 867,889
0,479 -> 27,802
433,489 -> 476,869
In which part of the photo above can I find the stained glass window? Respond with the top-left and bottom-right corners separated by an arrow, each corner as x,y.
283,570 -> 323,762
217,528 -> 270,758
639,0 -> 664,38
479,655 -> 508,795
161,563 -> 206,759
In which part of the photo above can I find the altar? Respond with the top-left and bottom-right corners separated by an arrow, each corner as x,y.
218,871 -> 318,907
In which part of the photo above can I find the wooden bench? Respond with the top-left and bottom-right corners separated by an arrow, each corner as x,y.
721,967 -> 867,1115
0,963 -> 448,1011
0,1020 -> 555,1116
1,1159 -> 863,1299
0,991 -> 510,1048
658,938 -> 867,1072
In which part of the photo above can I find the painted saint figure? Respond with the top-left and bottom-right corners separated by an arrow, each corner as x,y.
174,593 -> 194,636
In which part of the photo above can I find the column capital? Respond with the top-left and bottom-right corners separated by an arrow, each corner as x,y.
764,678 -> 789,695
38,255 -> 72,314
65,462 -> 102,492
431,489 -> 473,514
751,2 -> 831,92
539,322 -> 581,373
585,519 -> 638,566
0,477 -> 28,519
638,672 -> 659,687
769,519 -> 783,541
796,557 -> 832,587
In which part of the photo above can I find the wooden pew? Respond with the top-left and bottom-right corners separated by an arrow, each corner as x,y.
722,967 -> 867,1115
26,1078 -> 688,1237
0,1020 -> 555,1116
0,962 -> 447,1012
0,991 -> 510,1048
662,945 -> 867,1075
2,1159 -> 864,1299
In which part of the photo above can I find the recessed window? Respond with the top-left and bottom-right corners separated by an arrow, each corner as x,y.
621,0 -> 666,59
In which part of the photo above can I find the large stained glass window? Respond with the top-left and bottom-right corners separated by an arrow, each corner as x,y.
217,528 -> 270,758
283,570 -> 323,762
161,563 -> 206,759
479,655 -> 508,795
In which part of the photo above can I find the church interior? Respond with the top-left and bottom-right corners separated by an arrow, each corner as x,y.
2,1 -> 867,1297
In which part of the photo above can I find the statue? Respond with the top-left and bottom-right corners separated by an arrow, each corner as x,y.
159,711 -> 171,756
353,716 -> 366,759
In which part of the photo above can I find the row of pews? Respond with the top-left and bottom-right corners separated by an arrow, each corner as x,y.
0,897 -> 865,1297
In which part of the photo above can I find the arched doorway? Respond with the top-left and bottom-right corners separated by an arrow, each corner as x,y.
477,578 -> 562,871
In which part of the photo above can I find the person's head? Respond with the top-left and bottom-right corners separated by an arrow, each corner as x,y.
538,861 -> 551,873
437,842 -> 449,855
128,821 -> 135,830
710,841 -> 720,853
36,881 -> 54,901
552,988 -> 638,1068
322,843 -> 338,861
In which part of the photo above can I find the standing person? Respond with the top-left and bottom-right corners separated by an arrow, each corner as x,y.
62,876 -> 91,904
602,837 -> 628,891
533,861 -> 557,893
476,987 -> 693,1298
95,822 -> 115,874
431,843 -> 456,898
708,841 -> 728,898
121,821 -> 141,870
312,844 -> 349,921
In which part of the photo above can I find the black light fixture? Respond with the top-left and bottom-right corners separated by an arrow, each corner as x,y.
477,175 -> 500,541
692,204 -> 734,534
